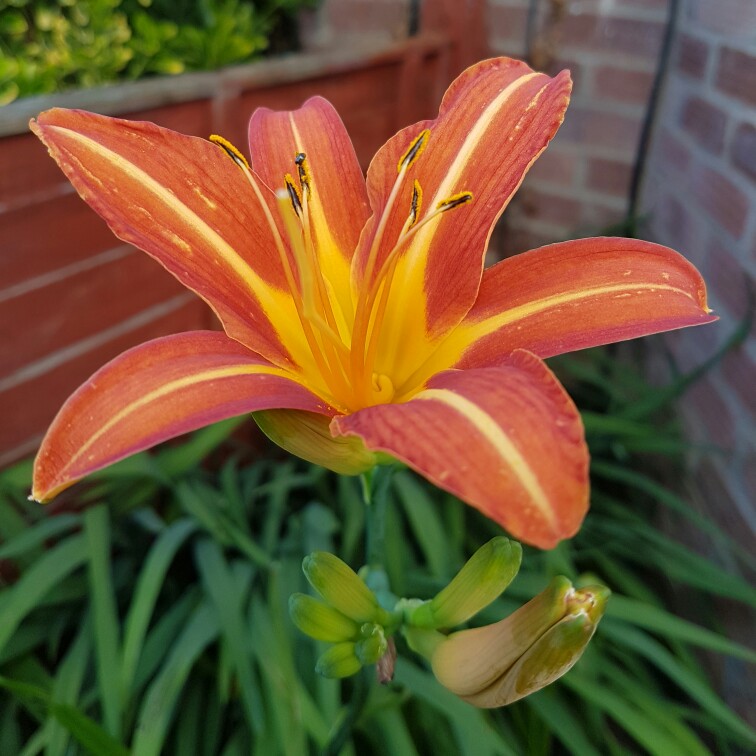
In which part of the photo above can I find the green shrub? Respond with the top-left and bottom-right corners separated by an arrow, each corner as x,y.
0,0 -> 318,104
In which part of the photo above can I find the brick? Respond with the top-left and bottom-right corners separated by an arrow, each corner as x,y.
526,148 -> 579,187
0,133 -> 70,209
586,157 -> 633,197
562,13 -> 664,58
594,66 -> 654,105
687,0 -> 756,38
579,201 -> 627,234
559,106 -> 642,155
716,47 -> 756,107
730,122 -> 756,183
327,0 -> 408,36
489,4 -> 528,45
0,193 -> 121,290
236,62 -> 406,168
0,299 -> 207,457
692,165 -> 750,239
686,377 -> 735,448
517,187 -> 583,226
613,0 -> 669,9
656,127 -> 692,174
665,328 -> 710,373
675,33 -> 709,79
653,191 -> 705,262
679,96 -> 727,155
498,222 -> 560,257
0,251 -> 188,378
722,349 -> 756,412
705,236 -> 753,321
693,459 -> 754,553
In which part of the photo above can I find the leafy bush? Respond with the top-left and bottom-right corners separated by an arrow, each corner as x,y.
0,344 -> 754,754
0,0 -> 318,105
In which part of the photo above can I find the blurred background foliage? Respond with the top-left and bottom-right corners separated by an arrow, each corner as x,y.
1,343 -> 754,754
0,0 -> 319,105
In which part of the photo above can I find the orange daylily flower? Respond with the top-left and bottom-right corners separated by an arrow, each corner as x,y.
30,57 -> 714,548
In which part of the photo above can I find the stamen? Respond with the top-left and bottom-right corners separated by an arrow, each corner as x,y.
436,191 -> 474,211
292,157 -> 344,346
409,179 -> 423,228
295,152 -> 311,195
360,188 -> 474,390
397,129 -> 430,173
275,189 -> 350,400
352,129 -> 432,405
284,173 -> 303,217
208,143 -> 345,404
209,135 -> 250,170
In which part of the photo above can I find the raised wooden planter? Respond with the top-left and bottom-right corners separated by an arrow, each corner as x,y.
0,35 -> 455,466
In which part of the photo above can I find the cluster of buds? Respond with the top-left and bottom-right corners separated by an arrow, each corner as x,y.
290,552 -> 401,679
290,538 -> 609,707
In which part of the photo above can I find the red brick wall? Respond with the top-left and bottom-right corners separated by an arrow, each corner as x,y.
488,0 -> 667,252
639,0 -> 756,539
0,40 -> 448,466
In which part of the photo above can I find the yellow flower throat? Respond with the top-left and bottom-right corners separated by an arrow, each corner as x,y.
210,131 -> 472,413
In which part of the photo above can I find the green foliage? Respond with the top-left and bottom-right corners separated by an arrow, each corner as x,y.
0,348 -> 754,753
0,0 -> 318,104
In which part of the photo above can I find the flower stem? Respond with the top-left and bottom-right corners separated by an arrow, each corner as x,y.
360,467 -> 393,571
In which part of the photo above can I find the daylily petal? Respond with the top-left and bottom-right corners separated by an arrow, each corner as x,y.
248,96 -> 370,323
31,109 -> 302,368
463,236 -> 716,362
32,332 -> 331,502
403,237 -> 717,385
332,352 -> 588,549
351,57 -> 571,387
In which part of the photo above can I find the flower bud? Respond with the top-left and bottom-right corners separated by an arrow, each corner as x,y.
303,552 -> 389,624
315,642 -> 362,679
426,577 -> 609,707
409,537 -> 522,629
355,623 -> 388,665
289,593 -> 360,642
255,409 -> 378,475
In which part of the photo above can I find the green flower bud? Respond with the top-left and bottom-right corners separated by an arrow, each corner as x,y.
410,537 -> 522,629
289,593 -> 360,642
303,552 -> 388,624
355,623 -> 388,665
428,577 -> 610,707
254,410 -> 378,475
315,642 -> 362,679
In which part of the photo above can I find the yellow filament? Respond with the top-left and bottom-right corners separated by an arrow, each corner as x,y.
359,187 -> 475,399
208,132 -> 350,405
276,191 -> 351,401
397,129 -> 430,173
209,135 -> 250,169
221,154 -> 333,401
409,179 -> 423,228
351,133 -> 429,399
436,191 -> 474,210
299,175 -> 341,342
284,173 -> 303,216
